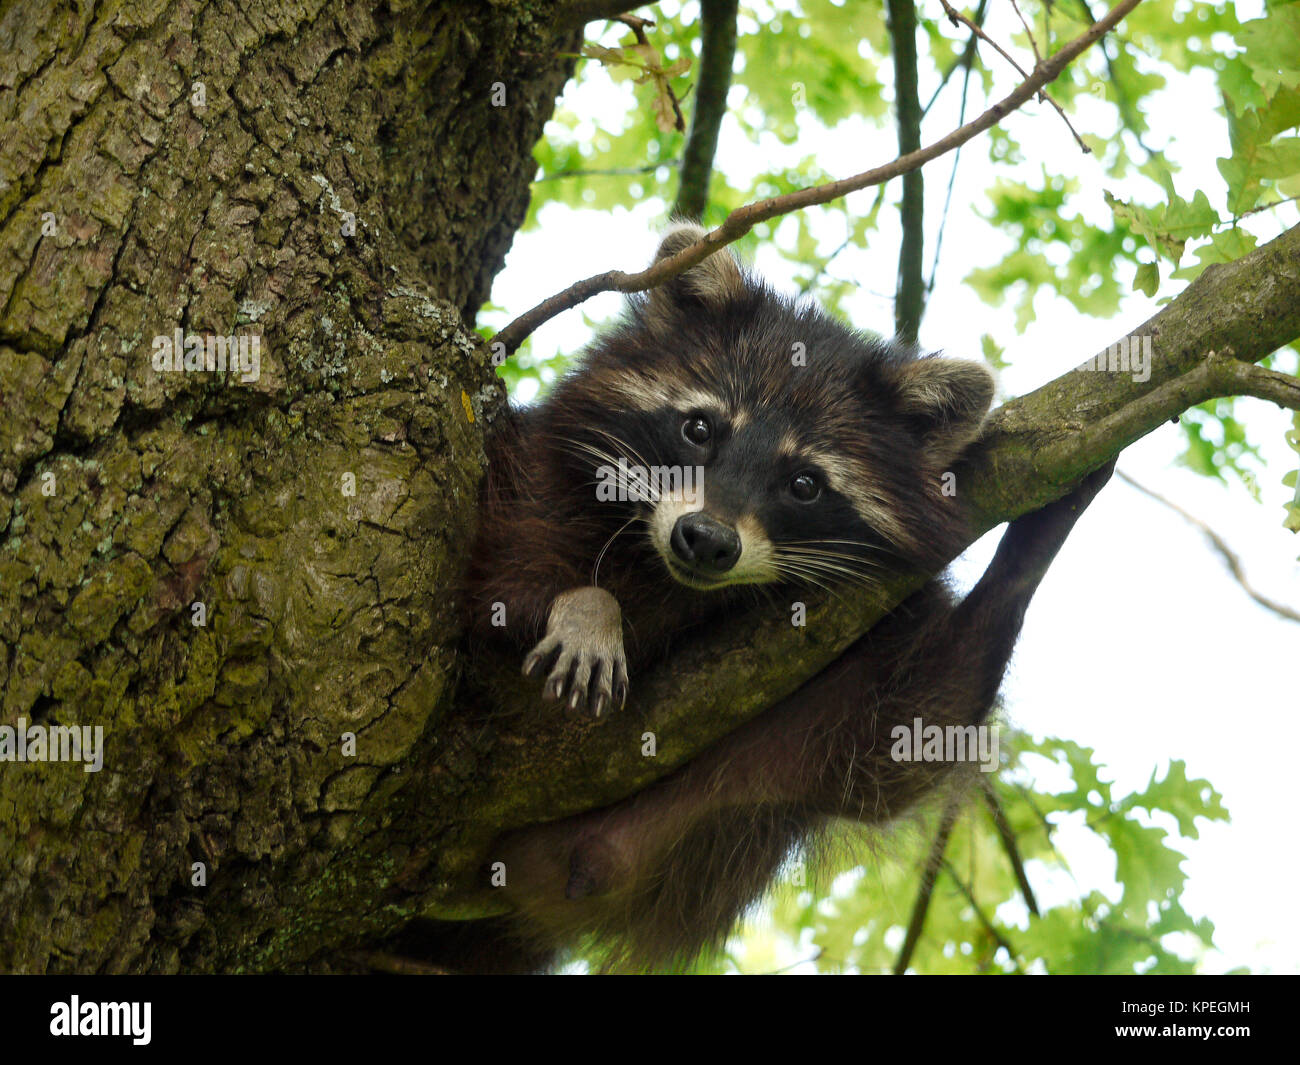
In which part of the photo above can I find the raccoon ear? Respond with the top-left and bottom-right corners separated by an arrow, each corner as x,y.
646,222 -> 745,325
892,358 -> 995,464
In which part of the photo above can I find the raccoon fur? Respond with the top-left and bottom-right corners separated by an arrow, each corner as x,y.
442,223 -> 1111,973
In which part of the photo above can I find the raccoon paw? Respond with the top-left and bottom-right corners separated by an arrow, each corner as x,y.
522,586 -> 628,717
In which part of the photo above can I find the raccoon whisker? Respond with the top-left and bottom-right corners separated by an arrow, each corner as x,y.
778,562 -> 883,587
556,439 -> 622,473
593,515 -> 641,587
775,547 -> 880,572
590,427 -> 659,478
780,540 -> 883,559
574,439 -> 663,503
587,429 -> 684,505
557,439 -> 662,502
781,538 -> 889,560
781,538 -> 877,548
778,549 -> 884,572
557,439 -> 623,471
768,560 -> 836,595
777,546 -> 886,574
773,557 -> 879,590
779,543 -> 885,562
795,568 -> 879,591
570,432 -> 649,479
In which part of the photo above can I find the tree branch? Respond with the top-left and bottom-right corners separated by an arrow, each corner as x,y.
1076,0 -> 1157,156
553,1 -> 652,33
939,0 -> 1089,153
1117,470 -> 1300,623
537,159 -> 680,182
923,0 -> 988,117
671,0 -> 738,220
887,0 -> 926,342
893,792 -> 962,974
432,220 -> 1300,916
981,776 -> 1040,916
492,0 -> 1144,355
939,858 -> 1022,969
926,0 -> 986,297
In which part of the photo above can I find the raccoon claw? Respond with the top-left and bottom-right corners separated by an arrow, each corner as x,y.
523,587 -> 628,717
522,639 -> 560,681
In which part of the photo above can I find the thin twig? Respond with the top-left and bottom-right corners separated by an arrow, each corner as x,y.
493,0 -> 1142,355
893,791 -> 963,975
1076,0 -> 1156,157
1230,194 -> 1300,224
536,159 -> 680,182
1117,470 -> 1300,624
922,0 -> 988,117
1010,0 -> 1043,62
980,776 -> 1040,916
939,858 -> 1023,969
615,15 -> 686,132
941,0 -> 1029,77
926,0 -> 986,296
939,0 -> 1090,153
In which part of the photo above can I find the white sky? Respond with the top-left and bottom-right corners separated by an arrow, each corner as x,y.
482,0 -> 1300,974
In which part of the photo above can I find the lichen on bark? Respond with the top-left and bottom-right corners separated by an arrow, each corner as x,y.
0,0 -> 575,972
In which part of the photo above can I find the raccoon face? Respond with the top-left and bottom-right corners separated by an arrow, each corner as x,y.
568,394 -> 919,591
553,223 -> 995,592
639,405 -> 896,590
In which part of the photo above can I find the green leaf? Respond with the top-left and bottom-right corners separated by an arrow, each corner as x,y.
1133,261 -> 1159,296
1104,190 -> 1217,265
1233,10 -> 1300,101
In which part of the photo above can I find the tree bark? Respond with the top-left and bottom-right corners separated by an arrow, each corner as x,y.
0,0 -> 1297,974
0,0 -> 574,972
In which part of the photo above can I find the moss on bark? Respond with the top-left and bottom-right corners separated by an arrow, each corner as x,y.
0,0 -> 575,972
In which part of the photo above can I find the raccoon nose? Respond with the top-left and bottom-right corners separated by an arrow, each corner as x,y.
671,513 -> 741,573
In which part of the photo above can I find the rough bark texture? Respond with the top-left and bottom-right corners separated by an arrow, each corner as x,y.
0,0 -> 1297,974
0,0 -> 575,972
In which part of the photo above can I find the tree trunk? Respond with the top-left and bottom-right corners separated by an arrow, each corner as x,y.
0,0 -> 575,973
2,0 -> 1298,974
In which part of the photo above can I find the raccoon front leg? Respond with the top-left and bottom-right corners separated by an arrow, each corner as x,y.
502,466 -> 1114,907
515,462 -> 1117,897
522,586 -> 629,717
802,458 -> 1119,817
941,458 -> 1117,712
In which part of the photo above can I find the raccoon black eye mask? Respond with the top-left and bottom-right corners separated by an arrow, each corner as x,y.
453,222 -> 1112,973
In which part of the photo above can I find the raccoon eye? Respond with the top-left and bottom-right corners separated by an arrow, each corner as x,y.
789,472 -> 821,502
682,414 -> 712,447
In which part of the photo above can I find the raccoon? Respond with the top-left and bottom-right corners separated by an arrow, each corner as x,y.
445,223 -> 1111,973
